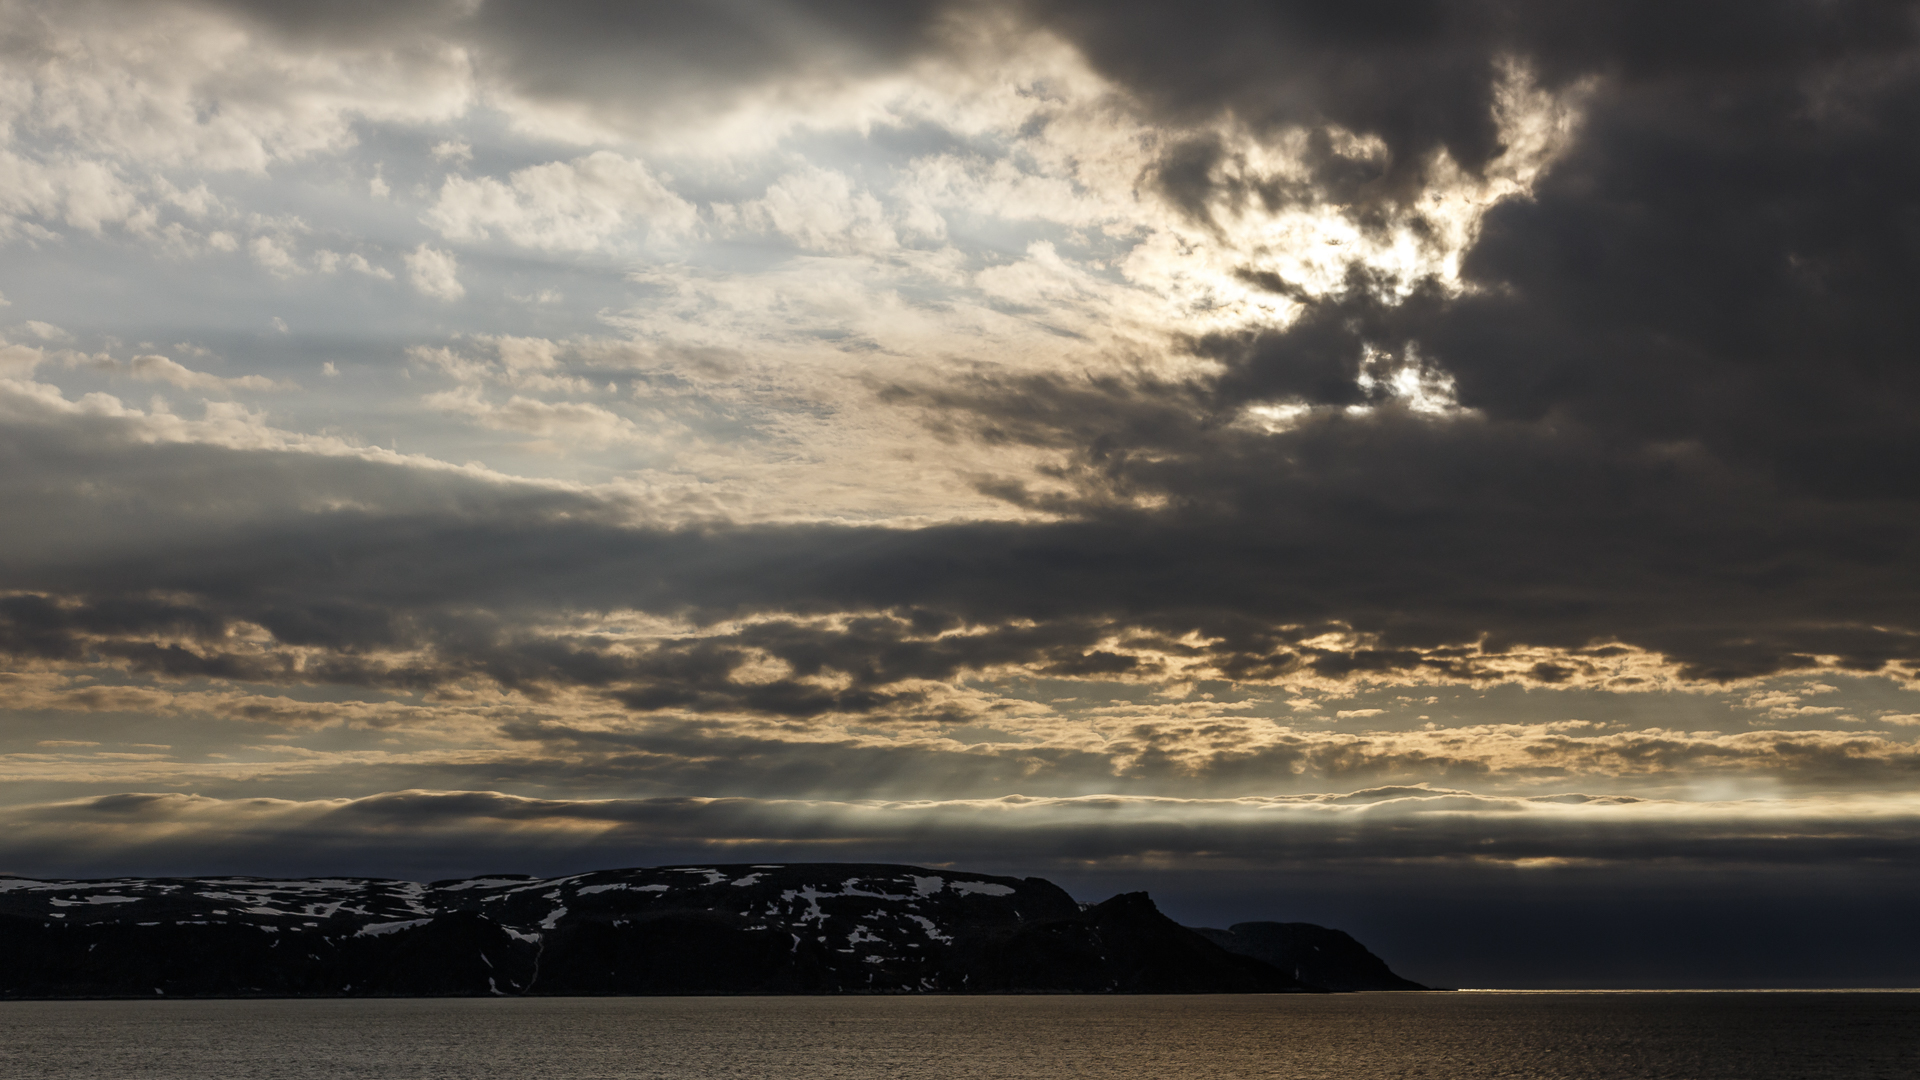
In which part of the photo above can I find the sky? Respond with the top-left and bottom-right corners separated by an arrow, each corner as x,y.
1,0 -> 1919,988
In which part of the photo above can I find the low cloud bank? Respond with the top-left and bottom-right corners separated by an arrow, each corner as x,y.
7,785 -> 1917,881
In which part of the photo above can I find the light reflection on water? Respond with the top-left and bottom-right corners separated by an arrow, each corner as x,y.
1,992 -> 1915,1080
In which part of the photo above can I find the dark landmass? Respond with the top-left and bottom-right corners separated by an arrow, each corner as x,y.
1195,922 -> 1432,991
0,864 -> 1424,998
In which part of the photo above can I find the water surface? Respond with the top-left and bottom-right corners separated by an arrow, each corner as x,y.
2,993 -> 1915,1079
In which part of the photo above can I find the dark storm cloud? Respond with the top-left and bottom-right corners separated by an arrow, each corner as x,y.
877,2 -> 1920,685
467,0 -> 956,113
4,458 -> 1917,723
7,404 -> 1920,708
1040,1 -> 1915,205
185,0 -> 1917,173
1431,73 -> 1920,500
193,0 -> 962,125
1022,0 -> 1920,509
1043,0 -> 1505,207
9,3 -> 1920,709
193,0 -> 474,42
883,372 -> 1920,682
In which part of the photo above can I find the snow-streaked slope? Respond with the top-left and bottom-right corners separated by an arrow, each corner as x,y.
0,863 -> 1316,997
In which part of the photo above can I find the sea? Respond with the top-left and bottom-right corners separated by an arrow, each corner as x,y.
1,992 -> 1915,1079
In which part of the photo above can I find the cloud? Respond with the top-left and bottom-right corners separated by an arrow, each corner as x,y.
0,342 -> 45,377
426,151 -> 696,252
1025,2 -> 1913,202
2,381 -> 1917,765
0,0 -> 473,173
128,355 -> 283,393
4,371 -> 1920,723
311,250 -> 392,279
0,376 -> 606,571
0,152 -> 145,237
247,235 -> 302,276
6,785 -> 1920,881
716,166 -> 898,254
404,243 -> 464,300
455,0 -> 959,143
16,322 -> 69,342
875,224 -> 1920,684
429,138 -> 472,164
423,386 -> 645,447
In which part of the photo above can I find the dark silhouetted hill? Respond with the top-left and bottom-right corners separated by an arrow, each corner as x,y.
0,864 -> 1330,998
1193,921 -> 1431,991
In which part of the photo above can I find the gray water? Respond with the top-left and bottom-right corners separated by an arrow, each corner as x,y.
1,993 -> 1916,1079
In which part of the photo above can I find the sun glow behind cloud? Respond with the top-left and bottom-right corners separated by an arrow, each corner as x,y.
0,3 -> 1590,524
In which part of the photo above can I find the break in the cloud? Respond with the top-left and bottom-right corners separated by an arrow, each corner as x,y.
2,0 -> 1919,985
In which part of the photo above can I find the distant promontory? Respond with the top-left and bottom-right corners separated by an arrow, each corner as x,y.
0,863 -> 1429,997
